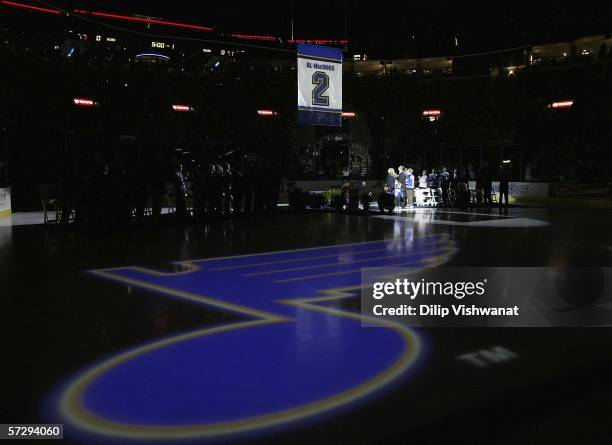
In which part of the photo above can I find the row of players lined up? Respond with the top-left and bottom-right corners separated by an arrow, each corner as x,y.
46,158 -> 281,234
385,164 -> 511,208
175,161 -> 281,220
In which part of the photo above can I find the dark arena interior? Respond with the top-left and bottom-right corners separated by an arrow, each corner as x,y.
2,2 -> 612,444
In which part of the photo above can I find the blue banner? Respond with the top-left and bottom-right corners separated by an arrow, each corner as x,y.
297,43 -> 343,126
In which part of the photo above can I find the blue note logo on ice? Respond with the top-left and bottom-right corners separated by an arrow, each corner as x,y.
52,234 -> 454,441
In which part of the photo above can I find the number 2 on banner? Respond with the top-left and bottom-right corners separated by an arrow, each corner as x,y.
312,71 -> 330,106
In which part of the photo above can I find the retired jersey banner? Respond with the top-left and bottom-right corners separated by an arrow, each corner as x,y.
297,43 -> 342,126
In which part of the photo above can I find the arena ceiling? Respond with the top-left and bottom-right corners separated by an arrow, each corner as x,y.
7,1 -> 612,57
